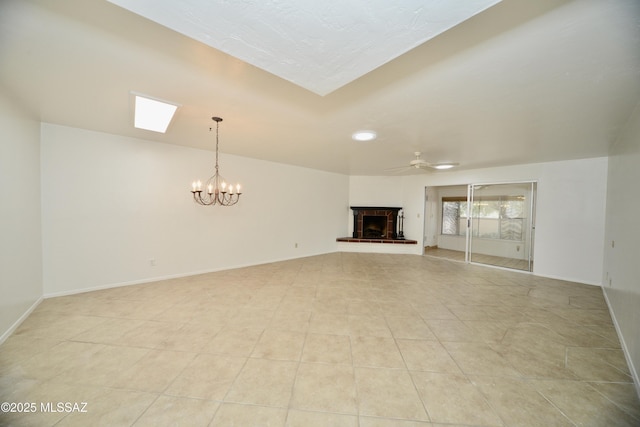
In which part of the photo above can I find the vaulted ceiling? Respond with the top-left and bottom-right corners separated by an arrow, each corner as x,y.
1,0 -> 639,175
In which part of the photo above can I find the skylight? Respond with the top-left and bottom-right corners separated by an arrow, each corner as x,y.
133,94 -> 179,133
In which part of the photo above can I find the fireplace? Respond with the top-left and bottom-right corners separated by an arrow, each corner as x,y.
337,206 -> 416,245
350,207 -> 401,239
363,215 -> 387,238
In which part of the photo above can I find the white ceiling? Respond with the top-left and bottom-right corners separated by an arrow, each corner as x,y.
1,0 -> 640,176
105,0 -> 502,96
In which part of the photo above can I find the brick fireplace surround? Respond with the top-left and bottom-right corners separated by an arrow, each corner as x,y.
336,206 -> 417,245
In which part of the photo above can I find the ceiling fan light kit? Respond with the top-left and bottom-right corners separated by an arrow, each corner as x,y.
352,130 -> 377,142
386,152 -> 459,173
431,163 -> 458,170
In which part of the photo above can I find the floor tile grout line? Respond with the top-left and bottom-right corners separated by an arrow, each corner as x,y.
214,327 -> 266,410
387,316 -> 434,424
346,333 -> 362,422
586,381 -> 640,422
2,254 -> 626,427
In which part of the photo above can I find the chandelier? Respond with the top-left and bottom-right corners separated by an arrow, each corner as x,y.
191,117 -> 242,206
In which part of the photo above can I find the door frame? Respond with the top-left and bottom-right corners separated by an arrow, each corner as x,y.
425,180 -> 537,272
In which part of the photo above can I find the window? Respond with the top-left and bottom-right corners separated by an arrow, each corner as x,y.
442,196 -> 525,241
441,197 -> 467,236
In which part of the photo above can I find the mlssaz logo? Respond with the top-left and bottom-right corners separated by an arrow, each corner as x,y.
40,402 -> 88,413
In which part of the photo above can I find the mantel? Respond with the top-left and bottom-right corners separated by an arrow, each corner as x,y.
350,206 -> 402,212
336,237 -> 417,244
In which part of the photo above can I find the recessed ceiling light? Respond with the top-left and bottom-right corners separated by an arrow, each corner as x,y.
352,130 -> 377,142
133,94 -> 179,133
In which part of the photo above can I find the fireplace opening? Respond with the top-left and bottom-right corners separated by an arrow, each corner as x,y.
362,215 -> 387,239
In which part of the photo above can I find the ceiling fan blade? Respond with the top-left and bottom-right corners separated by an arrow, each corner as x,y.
384,165 -> 431,175
383,165 -> 412,172
385,150 -> 459,174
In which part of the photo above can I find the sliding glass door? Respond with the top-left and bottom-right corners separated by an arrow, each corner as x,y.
466,182 -> 536,272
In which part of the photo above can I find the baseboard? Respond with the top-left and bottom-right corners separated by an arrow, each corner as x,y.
602,288 -> 640,400
43,250 -> 334,299
532,272 -> 602,287
5,253 -> 334,343
44,270 -> 214,298
0,296 -> 43,346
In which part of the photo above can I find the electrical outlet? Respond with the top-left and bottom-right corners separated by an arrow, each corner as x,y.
149,258 -> 156,266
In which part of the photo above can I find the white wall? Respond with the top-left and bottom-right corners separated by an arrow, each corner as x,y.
349,156 -> 608,285
344,176 -> 424,254
347,175 -> 406,237
603,101 -> 640,390
0,91 -> 43,342
41,124 -> 348,296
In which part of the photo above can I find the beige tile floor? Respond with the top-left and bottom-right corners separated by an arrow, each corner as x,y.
1,252 -> 639,426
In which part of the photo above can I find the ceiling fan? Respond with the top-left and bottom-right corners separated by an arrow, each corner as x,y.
385,152 -> 459,173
